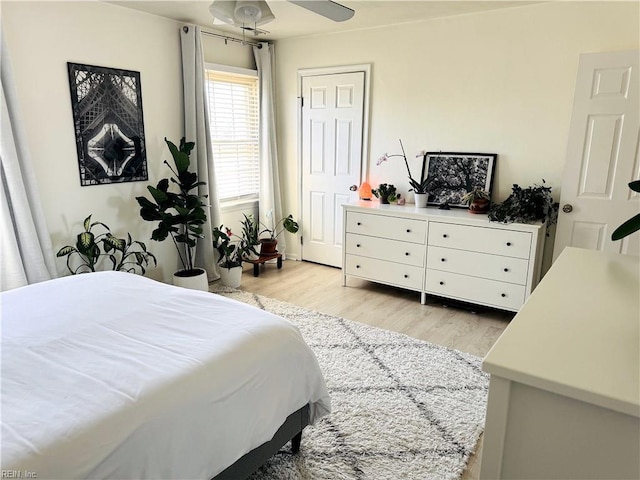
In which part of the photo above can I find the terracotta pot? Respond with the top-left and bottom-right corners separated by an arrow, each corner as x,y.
259,238 -> 278,255
173,268 -> 209,291
469,198 -> 490,214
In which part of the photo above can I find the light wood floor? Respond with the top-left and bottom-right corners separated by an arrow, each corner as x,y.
231,259 -> 514,479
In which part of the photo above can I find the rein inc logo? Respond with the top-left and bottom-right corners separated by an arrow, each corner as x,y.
1,472 -> 37,479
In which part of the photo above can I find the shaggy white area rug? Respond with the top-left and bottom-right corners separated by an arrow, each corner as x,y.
211,286 -> 489,480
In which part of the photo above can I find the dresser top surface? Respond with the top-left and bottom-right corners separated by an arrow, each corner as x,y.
343,201 -> 544,231
483,247 -> 640,417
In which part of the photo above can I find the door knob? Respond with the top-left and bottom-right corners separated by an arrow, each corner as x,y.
349,185 -> 358,191
562,204 -> 573,213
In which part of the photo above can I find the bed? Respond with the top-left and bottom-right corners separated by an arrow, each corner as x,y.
1,271 -> 331,479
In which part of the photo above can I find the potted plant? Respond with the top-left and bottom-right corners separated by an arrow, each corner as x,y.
212,226 -> 245,288
372,183 -> 398,204
240,213 -> 260,260
377,139 -> 430,207
56,214 -> 156,275
259,211 -> 299,256
461,187 -> 491,214
488,180 -> 559,234
136,137 -> 209,290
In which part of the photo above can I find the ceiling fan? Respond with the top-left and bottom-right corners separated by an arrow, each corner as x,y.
209,0 -> 355,34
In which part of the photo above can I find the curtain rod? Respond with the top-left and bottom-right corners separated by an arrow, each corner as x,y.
191,26 -> 263,49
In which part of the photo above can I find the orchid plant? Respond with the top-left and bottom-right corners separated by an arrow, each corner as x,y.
377,139 -> 429,194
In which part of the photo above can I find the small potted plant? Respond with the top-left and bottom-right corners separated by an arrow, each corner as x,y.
212,226 -> 246,288
377,140 -> 429,207
240,213 -> 261,260
372,183 -> 398,204
461,187 -> 491,214
136,137 -> 208,290
56,214 -> 156,275
259,210 -> 299,255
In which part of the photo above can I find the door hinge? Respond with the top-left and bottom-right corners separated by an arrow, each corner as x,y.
299,96 -> 304,108
300,236 -> 303,245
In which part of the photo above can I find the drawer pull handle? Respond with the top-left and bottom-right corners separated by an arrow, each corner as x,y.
406,229 -> 411,233
357,222 -> 362,226
506,242 -> 512,247
356,244 -> 361,248
503,268 -> 509,272
405,252 -> 410,256
501,293 -> 506,298
404,274 -> 408,278
441,258 -> 446,262
356,265 -> 360,269
443,234 -> 448,238
439,281 -> 445,285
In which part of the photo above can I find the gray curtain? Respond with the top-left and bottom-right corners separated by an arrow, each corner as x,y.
180,25 -> 220,279
253,42 -> 287,255
1,30 -> 57,291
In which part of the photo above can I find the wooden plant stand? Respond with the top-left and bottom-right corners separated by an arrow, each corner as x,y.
244,253 -> 282,277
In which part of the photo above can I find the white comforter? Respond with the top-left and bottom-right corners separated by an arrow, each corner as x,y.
1,271 -> 330,479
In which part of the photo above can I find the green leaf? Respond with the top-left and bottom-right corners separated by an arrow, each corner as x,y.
77,231 -> 95,251
56,245 -> 76,257
611,213 -> 640,241
148,185 -> 169,204
83,215 -> 92,232
629,180 -> 640,193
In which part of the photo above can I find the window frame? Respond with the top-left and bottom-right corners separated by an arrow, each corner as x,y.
205,63 -> 260,209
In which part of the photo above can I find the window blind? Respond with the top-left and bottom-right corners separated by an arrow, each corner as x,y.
205,69 -> 259,202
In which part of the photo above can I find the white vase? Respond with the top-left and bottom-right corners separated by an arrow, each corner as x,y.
173,268 -> 209,291
219,266 -> 242,288
414,193 -> 428,208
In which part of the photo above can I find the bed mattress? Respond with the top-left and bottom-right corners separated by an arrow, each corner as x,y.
1,271 -> 330,479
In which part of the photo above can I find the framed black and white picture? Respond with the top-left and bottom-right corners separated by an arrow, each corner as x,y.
424,152 -> 497,208
67,62 -> 148,186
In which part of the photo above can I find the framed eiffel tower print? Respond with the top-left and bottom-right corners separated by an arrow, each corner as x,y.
67,63 -> 148,186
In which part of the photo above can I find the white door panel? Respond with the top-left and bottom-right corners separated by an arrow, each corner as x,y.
554,51 -> 640,260
301,71 -> 365,267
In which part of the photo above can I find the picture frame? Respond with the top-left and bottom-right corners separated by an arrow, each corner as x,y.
423,152 -> 497,208
67,62 -> 148,186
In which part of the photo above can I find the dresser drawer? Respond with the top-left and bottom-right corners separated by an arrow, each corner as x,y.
426,269 -> 525,311
428,222 -> 532,259
345,255 -> 423,291
346,233 -> 425,267
346,212 -> 426,244
427,246 -> 529,285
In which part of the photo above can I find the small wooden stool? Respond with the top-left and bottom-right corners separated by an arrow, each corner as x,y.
244,253 -> 283,277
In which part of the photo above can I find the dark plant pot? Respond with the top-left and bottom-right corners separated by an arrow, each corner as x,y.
379,196 -> 390,205
174,268 -> 206,277
259,238 -> 278,256
469,199 -> 490,214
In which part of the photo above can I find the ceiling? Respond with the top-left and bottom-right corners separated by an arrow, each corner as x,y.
106,1 -> 540,42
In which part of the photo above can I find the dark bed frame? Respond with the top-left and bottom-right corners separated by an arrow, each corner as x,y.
213,404 -> 310,479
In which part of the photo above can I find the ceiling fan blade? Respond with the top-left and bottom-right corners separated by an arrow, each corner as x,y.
287,0 -> 354,22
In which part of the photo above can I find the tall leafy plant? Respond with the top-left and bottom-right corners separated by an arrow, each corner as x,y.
136,137 -> 207,274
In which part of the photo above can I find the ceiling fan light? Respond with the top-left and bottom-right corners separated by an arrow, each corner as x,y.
209,0 -> 236,25
234,1 -> 262,23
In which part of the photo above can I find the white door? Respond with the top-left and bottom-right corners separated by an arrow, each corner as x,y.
553,50 -> 640,260
301,71 -> 365,267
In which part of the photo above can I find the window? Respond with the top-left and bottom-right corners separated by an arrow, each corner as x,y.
205,65 -> 259,203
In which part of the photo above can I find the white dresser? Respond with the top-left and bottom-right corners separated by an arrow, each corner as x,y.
480,248 -> 640,479
342,202 -> 545,311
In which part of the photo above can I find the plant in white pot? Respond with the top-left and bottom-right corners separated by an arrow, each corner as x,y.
212,226 -> 245,288
136,137 -> 209,291
377,139 -> 429,207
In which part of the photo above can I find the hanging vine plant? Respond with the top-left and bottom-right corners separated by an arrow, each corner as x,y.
488,180 -> 559,233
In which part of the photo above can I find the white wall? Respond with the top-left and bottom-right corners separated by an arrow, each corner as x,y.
274,1 -> 639,260
2,1 -> 255,283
